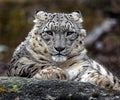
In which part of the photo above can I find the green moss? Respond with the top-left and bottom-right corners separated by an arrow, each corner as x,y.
92,92 -> 99,98
9,84 -> 19,93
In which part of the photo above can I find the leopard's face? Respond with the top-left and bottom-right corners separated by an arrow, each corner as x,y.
34,11 -> 86,62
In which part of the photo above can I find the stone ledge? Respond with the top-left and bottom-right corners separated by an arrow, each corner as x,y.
0,77 -> 120,100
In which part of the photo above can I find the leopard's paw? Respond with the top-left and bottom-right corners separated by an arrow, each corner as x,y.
88,72 -> 113,88
33,66 -> 68,80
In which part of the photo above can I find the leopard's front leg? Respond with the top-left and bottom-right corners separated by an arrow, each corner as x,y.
66,62 -> 114,89
8,57 -> 68,80
33,66 -> 68,80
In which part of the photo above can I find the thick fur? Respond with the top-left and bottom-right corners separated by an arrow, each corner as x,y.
8,11 -> 120,90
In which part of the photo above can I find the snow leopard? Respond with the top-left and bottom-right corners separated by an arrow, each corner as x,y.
7,11 -> 120,90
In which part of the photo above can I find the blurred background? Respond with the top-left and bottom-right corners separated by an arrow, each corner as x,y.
0,0 -> 120,77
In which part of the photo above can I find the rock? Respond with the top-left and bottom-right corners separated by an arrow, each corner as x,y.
0,45 -> 8,53
0,77 -> 120,100
0,45 -> 8,61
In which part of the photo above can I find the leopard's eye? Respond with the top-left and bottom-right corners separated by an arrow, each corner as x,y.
45,31 -> 53,36
66,31 -> 75,36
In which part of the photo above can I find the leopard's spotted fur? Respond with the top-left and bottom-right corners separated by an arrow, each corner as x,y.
8,11 -> 120,90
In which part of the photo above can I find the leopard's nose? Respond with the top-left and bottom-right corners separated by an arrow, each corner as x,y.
55,47 -> 65,52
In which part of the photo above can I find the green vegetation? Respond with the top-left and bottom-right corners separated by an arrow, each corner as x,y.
9,84 -> 19,93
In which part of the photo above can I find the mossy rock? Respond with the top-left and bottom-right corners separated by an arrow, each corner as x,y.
0,77 -> 119,100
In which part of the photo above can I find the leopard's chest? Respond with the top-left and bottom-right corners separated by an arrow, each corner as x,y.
65,59 -> 93,81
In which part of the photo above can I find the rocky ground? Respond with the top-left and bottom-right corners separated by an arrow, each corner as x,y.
0,77 -> 120,100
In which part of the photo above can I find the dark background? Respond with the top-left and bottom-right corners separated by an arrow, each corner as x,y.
0,0 -> 120,77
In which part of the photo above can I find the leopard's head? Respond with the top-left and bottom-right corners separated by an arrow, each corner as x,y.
33,11 -> 86,62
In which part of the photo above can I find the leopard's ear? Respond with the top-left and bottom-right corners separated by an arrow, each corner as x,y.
34,10 -> 48,22
70,10 -> 83,22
